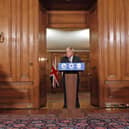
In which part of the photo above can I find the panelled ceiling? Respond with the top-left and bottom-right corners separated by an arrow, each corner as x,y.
40,0 -> 97,10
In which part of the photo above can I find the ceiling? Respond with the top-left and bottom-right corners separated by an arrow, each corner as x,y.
40,0 -> 97,10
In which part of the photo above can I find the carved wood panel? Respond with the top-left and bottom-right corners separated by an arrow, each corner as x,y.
99,0 -> 121,80
98,0 -> 129,106
0,0 -> 17,81
121,0 -> 129,80
0,0 -> 36,82
0,0 -> 39,108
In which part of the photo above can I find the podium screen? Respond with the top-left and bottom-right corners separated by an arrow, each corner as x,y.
58,63 -> 85,71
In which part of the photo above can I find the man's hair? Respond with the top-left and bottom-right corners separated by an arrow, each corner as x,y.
66,46 -> 74,52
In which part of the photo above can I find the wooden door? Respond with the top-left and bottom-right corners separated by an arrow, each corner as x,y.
16,0 -> 36,82
0,0 -> 17,81
0,0 -> 40,109
100,0 -> 121,81
98,0 -> 129,107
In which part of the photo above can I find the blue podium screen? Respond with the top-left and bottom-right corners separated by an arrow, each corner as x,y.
58,63 -> 85,71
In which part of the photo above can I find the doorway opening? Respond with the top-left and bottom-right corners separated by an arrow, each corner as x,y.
39,0 -> 99,109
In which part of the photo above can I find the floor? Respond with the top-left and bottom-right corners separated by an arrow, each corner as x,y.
0,92 -> 129,117
46,92 -> 95,109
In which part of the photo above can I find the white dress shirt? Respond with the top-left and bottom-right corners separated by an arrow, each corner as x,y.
69,56 -> 73,62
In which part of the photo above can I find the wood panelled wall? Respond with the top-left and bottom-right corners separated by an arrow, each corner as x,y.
0,0 -> 39,108
47,11 -> 89,28
46,52 -> 90,93
98,0 -> 129,107
0,0 -> 129,109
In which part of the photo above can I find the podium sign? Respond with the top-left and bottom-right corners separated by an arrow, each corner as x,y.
58,63 -> 85,71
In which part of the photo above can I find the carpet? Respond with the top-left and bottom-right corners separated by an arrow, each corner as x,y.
0,112 -> 129,129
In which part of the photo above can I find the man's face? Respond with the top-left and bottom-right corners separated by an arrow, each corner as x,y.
66,48 -> 73,58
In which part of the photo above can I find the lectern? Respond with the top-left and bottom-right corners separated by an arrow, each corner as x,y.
58,63 -> 85,118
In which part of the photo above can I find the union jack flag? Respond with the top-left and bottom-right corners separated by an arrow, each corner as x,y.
50,58 -> 59,88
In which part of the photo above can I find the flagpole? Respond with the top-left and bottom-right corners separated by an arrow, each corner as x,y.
54,56 -> 56,88
55,56 -> 56,68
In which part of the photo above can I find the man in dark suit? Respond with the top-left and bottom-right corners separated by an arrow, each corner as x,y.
60,47 -> 82,108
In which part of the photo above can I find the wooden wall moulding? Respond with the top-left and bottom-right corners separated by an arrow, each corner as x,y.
47,11 -> 89,28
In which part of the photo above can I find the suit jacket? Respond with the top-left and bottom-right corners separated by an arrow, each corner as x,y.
60,55 -> 82,63
60,55 -> 82,75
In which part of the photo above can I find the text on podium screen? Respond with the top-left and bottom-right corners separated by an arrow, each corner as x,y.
58,63 -> 85,71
